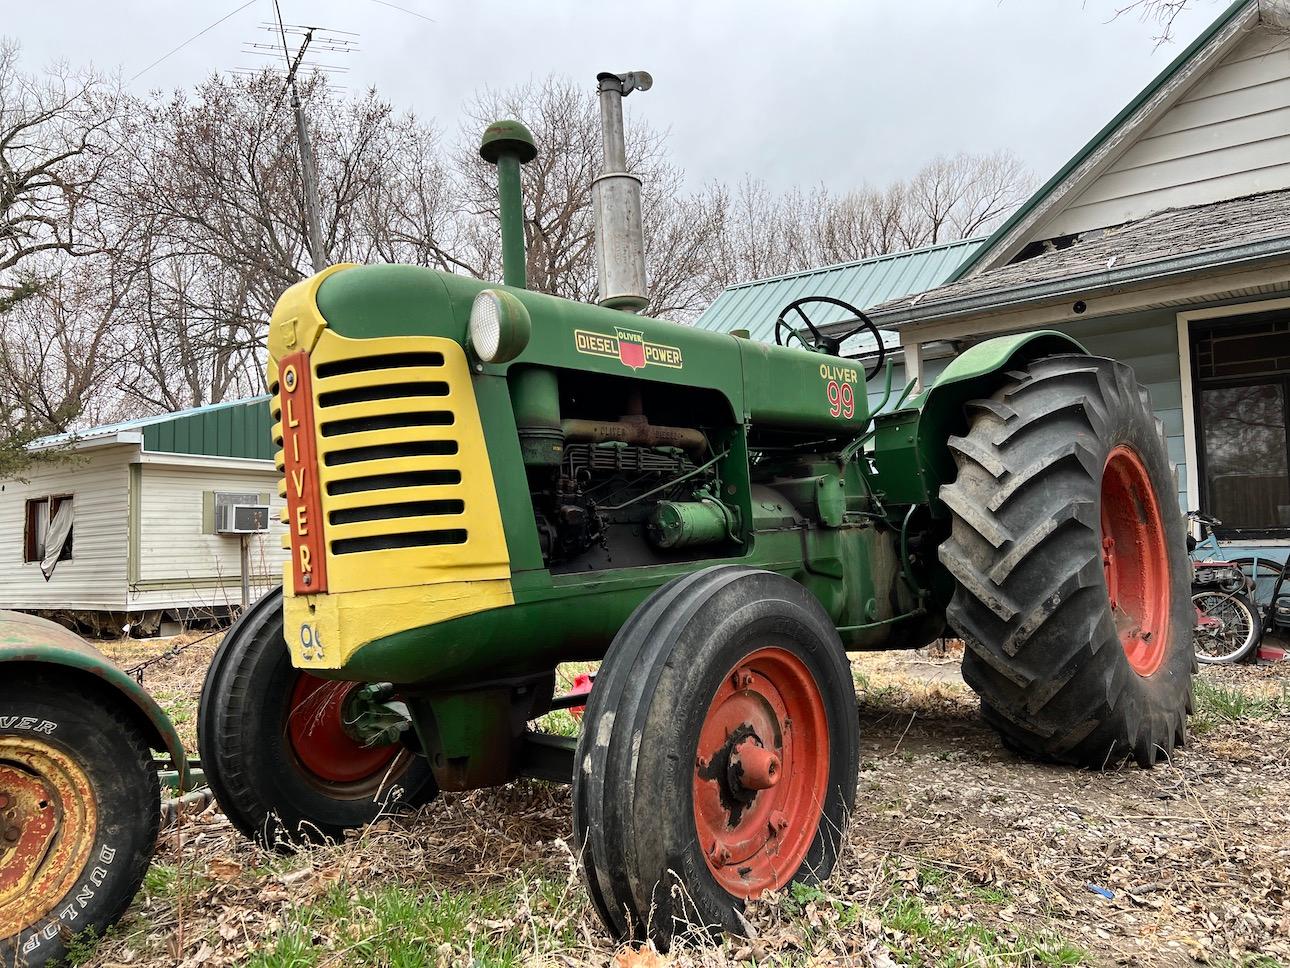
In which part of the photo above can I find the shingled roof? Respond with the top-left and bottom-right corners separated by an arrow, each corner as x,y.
865,187 -> 1290,327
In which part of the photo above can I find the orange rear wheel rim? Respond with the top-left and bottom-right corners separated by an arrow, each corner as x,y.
1100,444 -> 1171,676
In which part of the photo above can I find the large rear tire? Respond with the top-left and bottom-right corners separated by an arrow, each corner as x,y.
573,566 -> 858,947
198,588 -> 436,849
1,672 -> 159,967
939,354 -> 1193,768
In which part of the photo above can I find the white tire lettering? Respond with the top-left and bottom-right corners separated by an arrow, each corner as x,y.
0,716 -> 57,733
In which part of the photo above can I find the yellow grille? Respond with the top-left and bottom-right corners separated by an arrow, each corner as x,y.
274,328 -> 510,596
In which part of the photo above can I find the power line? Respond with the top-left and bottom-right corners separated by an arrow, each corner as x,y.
368,0 -> 436,24
129,0 -> 259,82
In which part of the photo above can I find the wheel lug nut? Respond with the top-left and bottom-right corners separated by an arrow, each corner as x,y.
769,809 -> 789,834
3,827 -> 19,843
732,670 -> 754,690
696,755 -> 709,771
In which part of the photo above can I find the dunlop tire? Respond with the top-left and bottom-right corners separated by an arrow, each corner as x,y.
0,672 -> 158,968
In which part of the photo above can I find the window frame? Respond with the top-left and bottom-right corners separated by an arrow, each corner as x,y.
1187,304 -> 1290,541
22,494 -> 74,564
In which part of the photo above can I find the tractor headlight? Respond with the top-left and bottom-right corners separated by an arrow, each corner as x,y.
469,289 -> 531,364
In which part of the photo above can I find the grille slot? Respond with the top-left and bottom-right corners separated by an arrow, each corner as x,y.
327,469 -> 461,496
318,380 -> 449,408
317,351 -> 444,378
330,499 -> 464,526
324,440 -> 458,466
332,529 -> 468,556
321,412 -> 454,437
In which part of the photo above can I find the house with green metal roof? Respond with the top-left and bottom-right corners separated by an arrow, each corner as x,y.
0,397 -> 285,632
860,0 -> 1290,564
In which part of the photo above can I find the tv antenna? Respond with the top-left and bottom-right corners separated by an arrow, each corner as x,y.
249,2 -> 358,272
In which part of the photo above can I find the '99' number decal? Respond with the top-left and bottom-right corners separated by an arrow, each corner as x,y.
826,380 -> 855,419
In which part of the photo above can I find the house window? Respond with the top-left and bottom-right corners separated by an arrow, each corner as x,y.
24,496 -> 74,563
1192,309 -> 1290,536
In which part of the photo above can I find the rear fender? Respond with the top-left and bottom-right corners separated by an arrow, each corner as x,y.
0,610 -> 190,792
871,331 -> 1087,507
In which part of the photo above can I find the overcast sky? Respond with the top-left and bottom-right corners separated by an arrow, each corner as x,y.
9,0 -> 1224,194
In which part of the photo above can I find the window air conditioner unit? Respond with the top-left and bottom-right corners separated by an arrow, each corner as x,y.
216,504 -> 271,534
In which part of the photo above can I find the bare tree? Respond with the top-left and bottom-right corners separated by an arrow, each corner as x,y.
1112,0 -> 1198,46
0,41 -> 115,280
906,150 -> 1033,245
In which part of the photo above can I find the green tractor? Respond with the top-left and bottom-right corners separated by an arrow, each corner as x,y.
199,103 -> 1193,946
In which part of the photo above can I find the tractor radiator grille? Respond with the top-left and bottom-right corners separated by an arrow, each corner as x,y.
313,345 -> 466,557
274,329 -> 510,595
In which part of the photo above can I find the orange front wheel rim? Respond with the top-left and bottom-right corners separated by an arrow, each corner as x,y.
692,647 -> 829,897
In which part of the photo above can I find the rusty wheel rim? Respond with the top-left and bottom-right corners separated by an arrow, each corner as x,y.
0,737 -> 97,939
692,647 -> 829,898
1101,444 -> 1172,677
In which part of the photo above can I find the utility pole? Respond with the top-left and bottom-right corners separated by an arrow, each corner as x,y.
272,3 -> 328,272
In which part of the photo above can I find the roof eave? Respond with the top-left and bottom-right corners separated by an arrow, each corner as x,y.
26,430 -> 144,454
872,236 -> 1290,330
944,0 -> 1260,283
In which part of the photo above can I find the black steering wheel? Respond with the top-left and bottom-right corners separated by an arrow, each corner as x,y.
774,296 -> 886,381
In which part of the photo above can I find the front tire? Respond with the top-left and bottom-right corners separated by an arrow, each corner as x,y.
573,566 -> 858,946
1,672 -> 159,968
939,354 -> 1193,768
198,589 -> 436,849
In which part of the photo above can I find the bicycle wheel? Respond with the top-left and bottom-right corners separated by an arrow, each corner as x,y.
1192,591 -> 1261,664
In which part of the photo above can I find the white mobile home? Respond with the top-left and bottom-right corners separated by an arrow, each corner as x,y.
0,398 -> 287,633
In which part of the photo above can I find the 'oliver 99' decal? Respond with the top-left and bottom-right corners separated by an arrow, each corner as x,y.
826,380 -> 855,419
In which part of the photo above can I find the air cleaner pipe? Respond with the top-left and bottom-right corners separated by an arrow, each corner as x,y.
479,119 -> 538,289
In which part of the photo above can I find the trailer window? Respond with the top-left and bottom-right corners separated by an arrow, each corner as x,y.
24,496 -> 74,563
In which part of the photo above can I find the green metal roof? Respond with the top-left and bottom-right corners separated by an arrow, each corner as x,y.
33,397 -> 274,461
944,0 -> 1254,284
141,397 -> 273,460
693,237 -> 986,345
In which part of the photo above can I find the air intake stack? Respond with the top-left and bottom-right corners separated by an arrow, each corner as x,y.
593,70 -> 652,314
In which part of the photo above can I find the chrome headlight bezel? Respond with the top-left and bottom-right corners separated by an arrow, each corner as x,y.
469,289 -> 531,364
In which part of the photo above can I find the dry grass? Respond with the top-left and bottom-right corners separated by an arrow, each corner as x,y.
78,637 -> 1290,967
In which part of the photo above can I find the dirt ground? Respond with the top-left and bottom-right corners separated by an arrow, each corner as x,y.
81,636 -> 1290,968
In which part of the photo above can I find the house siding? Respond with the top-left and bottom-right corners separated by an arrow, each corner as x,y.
128,461 -> 288,611
1041,29 -> 1290,237
0,448 -> 132,610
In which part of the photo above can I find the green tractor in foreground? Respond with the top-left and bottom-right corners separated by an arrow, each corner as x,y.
199,108 -> 1193,946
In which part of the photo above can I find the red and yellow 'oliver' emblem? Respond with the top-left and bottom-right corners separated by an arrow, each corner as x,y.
574,327 -> 683,371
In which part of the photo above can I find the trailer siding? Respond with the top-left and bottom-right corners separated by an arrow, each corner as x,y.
0,448 -> 132,610
128,462 -> 287,611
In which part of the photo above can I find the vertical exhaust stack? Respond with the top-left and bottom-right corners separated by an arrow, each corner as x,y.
593,71 -> 652,314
